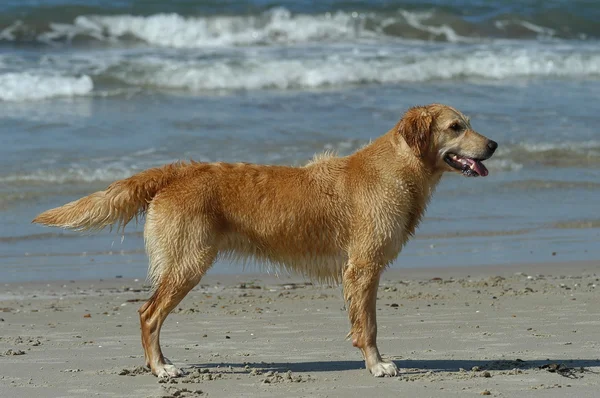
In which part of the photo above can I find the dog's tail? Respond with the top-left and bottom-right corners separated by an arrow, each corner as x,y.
33,162 -> 193,232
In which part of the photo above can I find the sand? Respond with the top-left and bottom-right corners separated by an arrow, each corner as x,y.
2,261 -> 600,397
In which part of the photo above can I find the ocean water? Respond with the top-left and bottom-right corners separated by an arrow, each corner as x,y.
1,0 -> 599,283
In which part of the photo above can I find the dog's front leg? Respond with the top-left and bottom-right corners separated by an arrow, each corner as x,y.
343,260 -> 399,377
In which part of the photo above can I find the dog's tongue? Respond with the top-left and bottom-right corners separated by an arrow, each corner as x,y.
466,158 -> 489,177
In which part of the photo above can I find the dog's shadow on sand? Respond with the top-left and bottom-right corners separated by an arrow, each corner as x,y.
190,359 -> 600,375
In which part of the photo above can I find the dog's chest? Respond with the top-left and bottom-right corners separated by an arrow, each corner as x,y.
376,179 -> 430,258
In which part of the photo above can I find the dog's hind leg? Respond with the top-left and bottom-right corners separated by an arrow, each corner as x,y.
139,207 -> 218,378
343,259 -> 399,377
138,246 -> 216,378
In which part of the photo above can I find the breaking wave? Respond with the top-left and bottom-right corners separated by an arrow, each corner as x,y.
1,6 -> 598,47
0,73 -> 93,102
2,42 -> 598,100
105,48 -> 600,91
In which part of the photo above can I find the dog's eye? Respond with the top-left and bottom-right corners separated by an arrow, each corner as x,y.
449,122 -> 461,131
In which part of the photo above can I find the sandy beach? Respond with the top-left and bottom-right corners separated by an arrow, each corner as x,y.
1,0 -> 599,397
2,261 -> 600,397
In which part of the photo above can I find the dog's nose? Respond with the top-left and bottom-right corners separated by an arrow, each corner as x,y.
487,140 -> 498,152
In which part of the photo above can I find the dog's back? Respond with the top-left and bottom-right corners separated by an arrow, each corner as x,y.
144,156 -> 354,283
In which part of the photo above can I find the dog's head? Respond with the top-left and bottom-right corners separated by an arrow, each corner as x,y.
397,104 -> 497,177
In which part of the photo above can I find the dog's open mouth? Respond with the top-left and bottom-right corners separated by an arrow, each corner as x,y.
444,153 -> 489,177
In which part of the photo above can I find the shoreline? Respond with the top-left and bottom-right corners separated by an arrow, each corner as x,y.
3,259 -> 599,295
2,260 -> 600,397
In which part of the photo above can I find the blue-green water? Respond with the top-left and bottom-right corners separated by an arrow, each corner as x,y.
0,1 -> 599,282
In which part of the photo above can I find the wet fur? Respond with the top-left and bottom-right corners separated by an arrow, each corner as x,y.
33,103 -> 496,378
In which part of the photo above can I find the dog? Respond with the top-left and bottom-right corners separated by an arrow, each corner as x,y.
33,103 -> 497,378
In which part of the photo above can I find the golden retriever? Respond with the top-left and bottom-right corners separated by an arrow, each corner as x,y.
33,103 -> 497,378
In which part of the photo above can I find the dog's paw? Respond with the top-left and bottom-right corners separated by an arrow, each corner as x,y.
369,360 -> 399,377
155,363 -> 184,378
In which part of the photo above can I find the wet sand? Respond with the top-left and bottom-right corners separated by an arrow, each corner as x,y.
2,261 -> 600,397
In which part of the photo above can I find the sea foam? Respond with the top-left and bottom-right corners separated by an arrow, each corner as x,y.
105,47 -> 600,91
28,8 -> 574,47
56,9 -> 370,47
0,73 -> 93,101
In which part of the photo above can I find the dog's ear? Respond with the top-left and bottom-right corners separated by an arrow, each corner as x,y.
397,106 -> 433,158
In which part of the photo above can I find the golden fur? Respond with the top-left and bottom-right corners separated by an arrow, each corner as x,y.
33,103 -> 497,378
